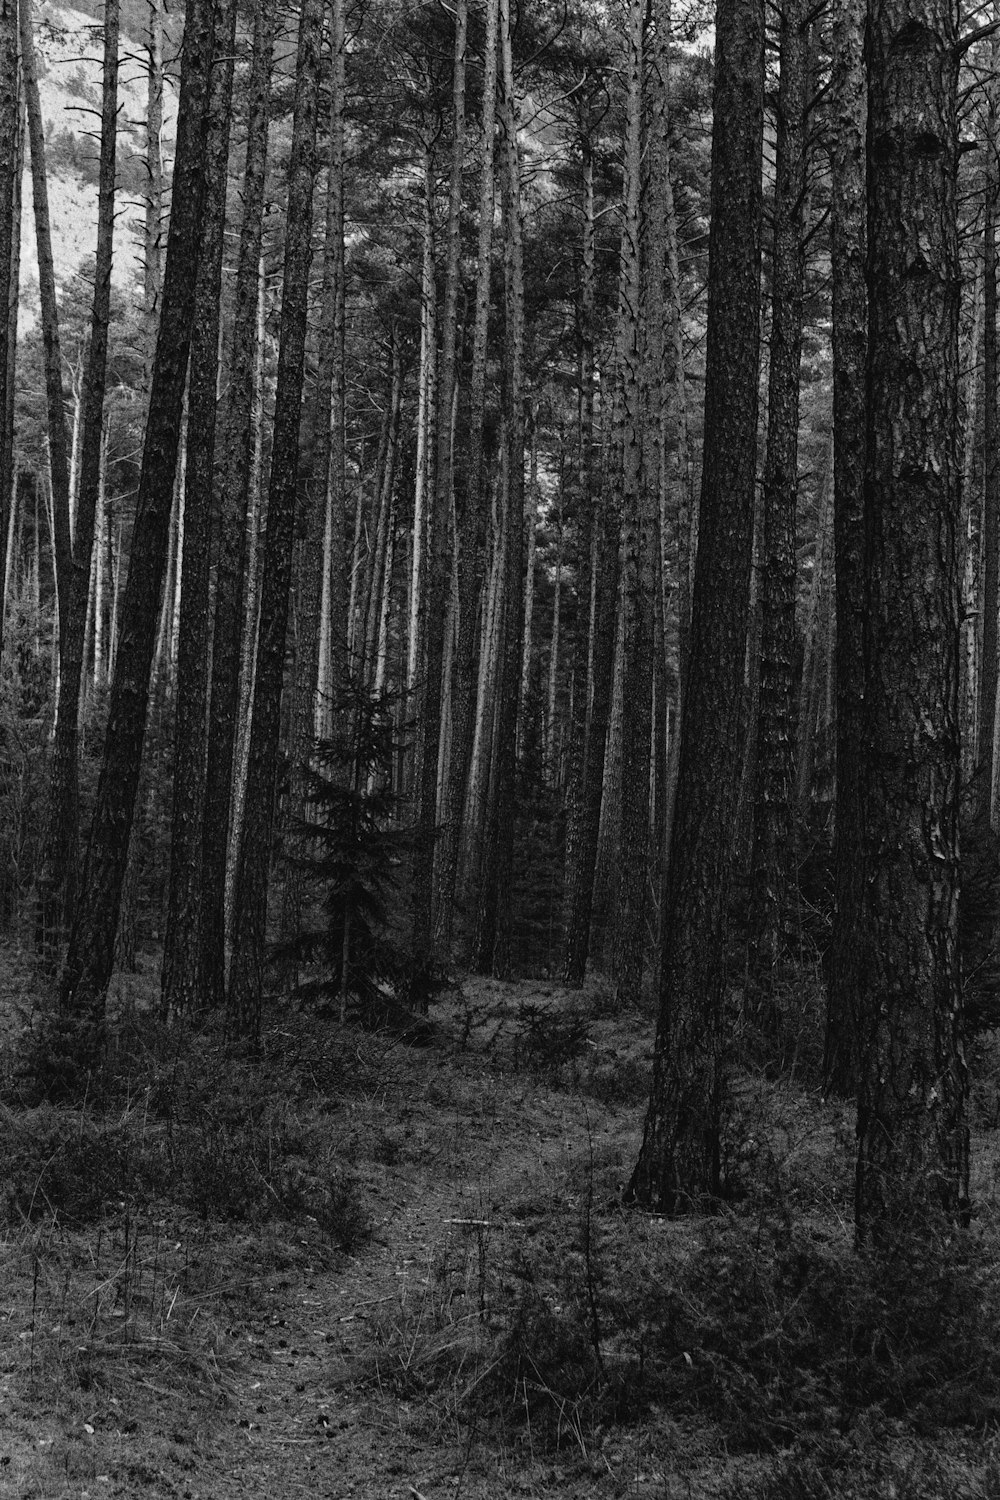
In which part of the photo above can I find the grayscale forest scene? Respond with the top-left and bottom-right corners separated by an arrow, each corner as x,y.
1,0 -> 998,1495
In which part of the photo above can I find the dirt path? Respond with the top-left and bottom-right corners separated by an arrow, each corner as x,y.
5,977 -> 669,1500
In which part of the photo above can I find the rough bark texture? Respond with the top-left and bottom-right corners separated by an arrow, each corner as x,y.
825,0 -> 867,1096
199,0 -> 275,1010
745,0 -> 809,1032
611,0 -> 652,1005
0,0 -> 18,649
474,0 -> 524,979
20,0 -> 72,648
228,0 -> 322,1037
161,0 -> 236,1015
436,0 -> 498,953
562,121 -> 612,987
312,0 -> 347,707
981,30 -> 1000,826
60,0 -> 216,1021
413,0 -> 466,979
629,0 -> 764,1212
39,0 -> 119,947
854,1 -> 968,1248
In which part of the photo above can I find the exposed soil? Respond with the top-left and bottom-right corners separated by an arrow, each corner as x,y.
3,967 -> 999,1500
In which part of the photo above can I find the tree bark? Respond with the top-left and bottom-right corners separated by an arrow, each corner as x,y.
629,0 -> 764,1211
413,0 -> 467,981
60,0 -> 217,1021
0,0 -> 19,659
473,0 -> 524,979
199,0 -> 275,1010
855,0 -> 968,1248
161,0 -> 237,1014
312,0 -> 348,704
228,0 -> 323,1036
825,0 -> 867,1096
611,0 -> 652,1004
38,0 -> 119,951
980,25 -> 1000,825
436,0 -> 498,952
20,0 -> 72,659
745,0 -> 809,1031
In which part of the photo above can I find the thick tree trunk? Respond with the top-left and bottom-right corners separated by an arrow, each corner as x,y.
824,0 -> 867,1096
199,0 -> 275,1009
161,0 -> 236,1014
629,0 -> 764,1211
745,0 -> 809,1033
227,0 -> 323,1037
854,0 -> 968,1248
60,0 -> 217,1022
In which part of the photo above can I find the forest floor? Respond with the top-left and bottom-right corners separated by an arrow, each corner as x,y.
3,952 -> 1000,1499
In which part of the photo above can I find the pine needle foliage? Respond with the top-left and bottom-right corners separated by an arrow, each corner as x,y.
277,677 -> 415,1022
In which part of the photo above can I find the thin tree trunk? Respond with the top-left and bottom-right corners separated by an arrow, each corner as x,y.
60,0 -> 217,1023
982,23 -> 1000,825
745,0 -> 809,1031
0,0 -> 20,659
407,154 -> 437,709
612,0 -> 656,1004
20,0 -> 72,661
144,0 -> 164,361
436,0 -> 498,952
200,0 -> 275,1009
37,0 -> 119,951
228,0 -> 323,1037
161,0 -> 236,1014
474,0 -> 524,979
824,0 -> 867,1096
629,0 -> 764,1211
561,117 -> 610,986
312,0 -> 347,699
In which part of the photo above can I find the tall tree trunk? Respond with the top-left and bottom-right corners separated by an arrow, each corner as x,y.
436,0 -> 498,952
611,0 -> 652,1004
629,0 -> 764,1211
475,0 -> 524,979
199,0 -> 275,1009
413,0 -> 466,984
227,0 -> 323,1037
20,0 -> 72,660
312,0 -> 347,703
0,0 -> 20,661
144,0 -> 164,363
161,0 -> 236,1014
854,0 -> 968,1248
561,118 -> 610,986
981,24 -> 1000,826
38,0 -> 119,951
407,153 -> 437,710
824,0 -> 867,1096
745,0 -> 809,1033
60,0 -> 217,1023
